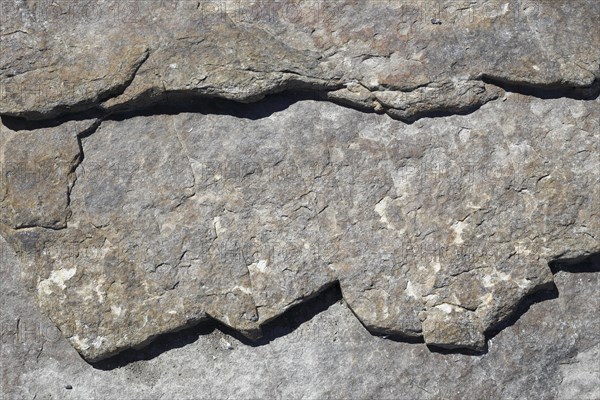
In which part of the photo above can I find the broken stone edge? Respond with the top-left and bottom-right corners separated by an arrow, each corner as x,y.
2,89 -> 599,363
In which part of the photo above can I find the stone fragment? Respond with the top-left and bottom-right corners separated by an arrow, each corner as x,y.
0,120 -> 95,229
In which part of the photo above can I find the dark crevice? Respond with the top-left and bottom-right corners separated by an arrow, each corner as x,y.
0,90 -> 330,131
90,319 -> 217,370
549,252 -> 600,274
91,283 -> 343,370
2,50 -> 151,123
394,101 -> 494,123
1,108 -> 106,131
2,76 -> 598,131
426,343 -> 488,356
108,90 -> 327,123
484,283 -> 559,343
2,69 -> 598,367
339,285 -> 426,344
91,253 -> 599,369
65,119 -> 103,219
373,332 -> 425,345
482,75 -> 600,100
426,253 -> 600,357
222,282 -> 343,347
484,252 -> 599,345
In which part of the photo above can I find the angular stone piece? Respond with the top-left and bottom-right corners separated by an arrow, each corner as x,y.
1,93 -> 597,361
0,120 -> 95,229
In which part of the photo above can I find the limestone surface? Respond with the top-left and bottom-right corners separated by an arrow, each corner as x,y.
1,93 -> 598,361
1,0 -> 599,121
1,235 -> 599,400
1,0 -> 599,365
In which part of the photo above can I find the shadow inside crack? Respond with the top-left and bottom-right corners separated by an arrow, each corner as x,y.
483,252 -> 599,349
91,320 -> 218,370
222,282 -> 343,347
424,281 -> 561,357
549,252 -> 600,274
107,90 -> 327,122
483,283 -> 559,347
91,283 -> 343,370
423,289 -> 559,358
3,76 -> 598,132
0,89 -> 340,131
90,254 -> 599,369
482,76 -> 600,101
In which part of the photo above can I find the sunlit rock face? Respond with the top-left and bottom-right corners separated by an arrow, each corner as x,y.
1,1 -> 598,120
2,93 -> 597,361
1,0 -> 599,363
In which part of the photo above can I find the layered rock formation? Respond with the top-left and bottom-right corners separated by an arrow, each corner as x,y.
2,0 -> 599,121
1,0 -> 598,366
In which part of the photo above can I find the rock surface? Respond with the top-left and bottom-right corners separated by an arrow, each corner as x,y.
1,235 -> 599,399
1,93 -> 598,361
1,0 -> 599,121
0,0 -> 599,389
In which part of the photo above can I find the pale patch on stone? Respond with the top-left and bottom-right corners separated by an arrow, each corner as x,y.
451,220 -> 468,245
70,335 -> 90,351
256,260 -> 268,273
404,281 -> 420,299
94,284 -> 105,304
91,336 -> 107,349
232,285 -> 253,295
4,94 -> 598,361
374,196 -> 393,229
37,268 -> 77,295
111,305 -> 123,317
435,303 -> 458,314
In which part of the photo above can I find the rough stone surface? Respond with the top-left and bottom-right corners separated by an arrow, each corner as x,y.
1,0 -> 599,121
1,93 -> 598,361
1,236 -> 599,399
1,0 -> 599,395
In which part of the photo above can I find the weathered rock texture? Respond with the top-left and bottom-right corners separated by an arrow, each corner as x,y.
1,236 -> 599,400
1,93 -> 598,361
0,0 -> 599,368
1,0 -> 599,121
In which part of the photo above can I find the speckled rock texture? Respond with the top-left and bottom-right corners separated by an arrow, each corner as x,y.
0,0 -> 599,397
2,93 -> 598,361
1,236 -> 599,399
1,0 -> 599,121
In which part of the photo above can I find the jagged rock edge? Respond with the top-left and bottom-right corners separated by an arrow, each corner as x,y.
2,73 -> 599,128
3,82 -> 599,363
84,251 -> 599,365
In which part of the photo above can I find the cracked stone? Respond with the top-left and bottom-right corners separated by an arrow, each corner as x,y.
1,0 -> 598,121
0,120 -> 95,229
1,92 -> 597,361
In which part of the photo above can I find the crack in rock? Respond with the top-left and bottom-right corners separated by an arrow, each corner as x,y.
1,0 -> 599,122
1,92 -> 598,362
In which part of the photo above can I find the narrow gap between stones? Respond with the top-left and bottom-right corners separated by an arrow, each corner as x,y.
2,77 -> 598,132
484,252 -> 600,347
3,78 -> 598,368
481,75 -> 600,100
91,282 -> 343,371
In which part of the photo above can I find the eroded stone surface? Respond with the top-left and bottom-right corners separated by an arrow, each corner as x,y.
1,93 -> 598,361
1,0 -> 598,121
1,234 -> 599,400
0,120 -> 95,229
